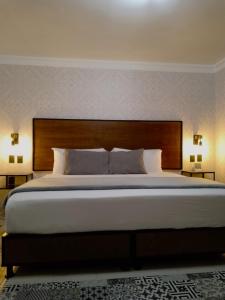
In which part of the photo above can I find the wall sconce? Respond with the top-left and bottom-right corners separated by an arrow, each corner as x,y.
11,133 -> 19,145
193,134 -> 203,146
8,133 -> 23,164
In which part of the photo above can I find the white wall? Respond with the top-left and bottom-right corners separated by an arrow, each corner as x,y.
0,64 -> 215,175
215,67 -> 225,181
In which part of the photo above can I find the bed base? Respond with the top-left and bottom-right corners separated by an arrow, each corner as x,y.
2,227 -> 225,278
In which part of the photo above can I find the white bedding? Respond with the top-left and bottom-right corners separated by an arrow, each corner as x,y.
5,172 -> 225,234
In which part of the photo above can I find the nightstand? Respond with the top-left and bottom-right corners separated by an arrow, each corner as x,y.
0,173 -> 33,189
181,170 -> 215,181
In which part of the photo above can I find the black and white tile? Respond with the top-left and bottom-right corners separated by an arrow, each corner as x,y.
1,270 -> 225,300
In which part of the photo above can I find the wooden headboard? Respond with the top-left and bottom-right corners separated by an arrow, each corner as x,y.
33,119 -> 182,171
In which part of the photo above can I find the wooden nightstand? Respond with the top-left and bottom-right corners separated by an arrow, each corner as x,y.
181,170 -> 215,181
0,173 -> 33,189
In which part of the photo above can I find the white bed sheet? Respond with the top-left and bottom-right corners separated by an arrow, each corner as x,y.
5,172 -> 225,234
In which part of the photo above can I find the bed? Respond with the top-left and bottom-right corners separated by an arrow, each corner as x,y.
2,119 -> 225,278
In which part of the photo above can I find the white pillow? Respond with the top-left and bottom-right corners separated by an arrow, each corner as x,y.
143,149 -> 162,172
112,148 -> 162,173
52,148 -> 105,174
52,148 -> 65,174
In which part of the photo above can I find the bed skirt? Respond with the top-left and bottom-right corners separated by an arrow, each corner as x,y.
2,227 -> 225,278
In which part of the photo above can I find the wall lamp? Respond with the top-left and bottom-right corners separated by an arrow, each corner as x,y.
193,134 -> 203,146
190,134 -> 203,171
11,133 -> 19,145
9,133 -> 23,164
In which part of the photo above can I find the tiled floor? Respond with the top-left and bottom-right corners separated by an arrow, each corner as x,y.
2,269 -> 225,300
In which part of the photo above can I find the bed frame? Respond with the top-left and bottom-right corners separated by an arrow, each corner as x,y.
2,119 -> 225,278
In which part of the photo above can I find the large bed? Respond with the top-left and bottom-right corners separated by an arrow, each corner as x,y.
2,119 -> 225,278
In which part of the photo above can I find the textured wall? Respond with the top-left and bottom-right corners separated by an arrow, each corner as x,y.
215,67 -> 225,181
0,64 -> 215,174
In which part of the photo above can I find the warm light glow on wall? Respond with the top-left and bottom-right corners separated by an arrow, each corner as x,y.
0,135 -> 11,162
17,135 -> 32,162
217,135 -> 225,163
0,134 -> 32,164
183,135 -> 210,167
122,0 -> 149,5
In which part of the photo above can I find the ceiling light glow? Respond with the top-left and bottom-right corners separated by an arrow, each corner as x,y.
123,0 -> 149,5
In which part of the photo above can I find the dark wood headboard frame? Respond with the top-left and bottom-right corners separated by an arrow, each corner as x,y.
33,118 -> 182,171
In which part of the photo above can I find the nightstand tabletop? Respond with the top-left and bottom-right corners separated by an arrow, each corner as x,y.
0,173 -> 33,189
0,173 -> 33,176
181,170 -> 215,180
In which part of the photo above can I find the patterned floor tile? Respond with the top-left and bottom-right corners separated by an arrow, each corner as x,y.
1,271 -> 225,300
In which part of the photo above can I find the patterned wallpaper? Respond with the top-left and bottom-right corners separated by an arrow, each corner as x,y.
0,64 -> 215,175
215,67 -> 225,181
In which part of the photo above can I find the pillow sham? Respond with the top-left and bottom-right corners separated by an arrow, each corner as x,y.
109,149 -> 146,174
52,148 -> 105,174
112,148 -> 162,172
64,150 -> 109,175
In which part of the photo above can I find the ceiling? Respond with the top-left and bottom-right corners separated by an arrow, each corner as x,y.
0,0 -> 225,64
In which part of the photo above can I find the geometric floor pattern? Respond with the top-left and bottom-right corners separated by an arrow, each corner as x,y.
1,270 -> 225,300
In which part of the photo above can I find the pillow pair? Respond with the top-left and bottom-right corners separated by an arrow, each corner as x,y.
64,149 -> 146,175
52,148 -> 162,174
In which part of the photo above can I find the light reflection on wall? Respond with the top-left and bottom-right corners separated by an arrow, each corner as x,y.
216,134 -> 225,181
217,136 -> 225,160
183,135 -> 210,170
0,133 -> 32,172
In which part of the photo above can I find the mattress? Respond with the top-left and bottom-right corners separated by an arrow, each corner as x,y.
5,172 -> 225,234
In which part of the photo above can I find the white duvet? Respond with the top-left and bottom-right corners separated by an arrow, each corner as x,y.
5,172 -> 225,234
